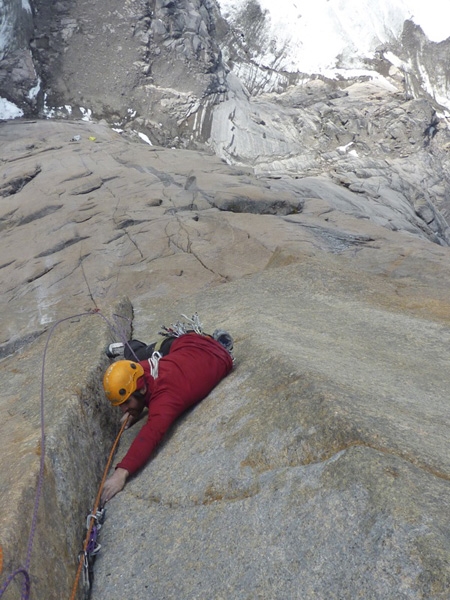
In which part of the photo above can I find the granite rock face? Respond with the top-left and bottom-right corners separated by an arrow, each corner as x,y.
0,119 -> 450,599
209,76 -> 450,244
0,298 -> 133,600
92,248 -> 450,600
1,4 -> 450,599
3,0 -> 450,158
20,0 -> 450,254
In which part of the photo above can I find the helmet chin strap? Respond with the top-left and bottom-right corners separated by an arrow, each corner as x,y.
134,383 -> 147,397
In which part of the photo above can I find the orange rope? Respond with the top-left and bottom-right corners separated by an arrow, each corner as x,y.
69,415 -> 129,600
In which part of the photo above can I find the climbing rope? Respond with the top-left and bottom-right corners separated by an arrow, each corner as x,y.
69,415 -> 130,600
0,308 -> 222,598
0,308 -> 132,600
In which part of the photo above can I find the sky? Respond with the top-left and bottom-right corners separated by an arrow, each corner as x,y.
219,0 -> 450,73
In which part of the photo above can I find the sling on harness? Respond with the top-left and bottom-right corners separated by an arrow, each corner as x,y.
106,313 -> 234,362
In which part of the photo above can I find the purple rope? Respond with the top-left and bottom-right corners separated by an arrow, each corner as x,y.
0,308 -> 127,599
0,568 -> 30,599
86,524 -> 99,554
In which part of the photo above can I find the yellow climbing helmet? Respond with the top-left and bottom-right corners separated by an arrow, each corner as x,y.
103,360 -> 145,406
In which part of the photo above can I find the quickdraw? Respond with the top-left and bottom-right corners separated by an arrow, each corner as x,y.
159,312 -> 204,338
78,507 -> 106,598
69,415 -> 129,600
0,309 -> 130,600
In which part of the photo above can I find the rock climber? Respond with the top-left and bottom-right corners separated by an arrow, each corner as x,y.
101,317 -> 234,503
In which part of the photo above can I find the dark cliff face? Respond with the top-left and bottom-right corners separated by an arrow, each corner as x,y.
1,1 -> 449,138
388,19 -> 450,104
1,1 -> 450,246
24,0 -> 229,145
0,0 -> 38,114
0,0 -> 34,56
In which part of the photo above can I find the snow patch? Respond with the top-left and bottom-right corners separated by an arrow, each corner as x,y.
80,107 -> 92,122
27,78 -> 41,100
0,98 -> 24,120
43,93 -> 56,118
137,132 -> 152,145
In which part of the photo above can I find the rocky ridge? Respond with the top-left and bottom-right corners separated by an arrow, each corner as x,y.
0,1 -> 450,598
3,0 -> 450,155
0,119 -> 449,599
5,0 -> 449,255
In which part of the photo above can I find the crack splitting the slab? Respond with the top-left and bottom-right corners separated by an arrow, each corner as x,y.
165,217 -> 228,279
107,186 -> 145,260
122,228 -> 144,259
78,252 -> 99,309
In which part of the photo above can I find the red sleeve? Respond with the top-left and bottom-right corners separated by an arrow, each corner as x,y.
117,335 -> 232,474
116,396 -> 187,474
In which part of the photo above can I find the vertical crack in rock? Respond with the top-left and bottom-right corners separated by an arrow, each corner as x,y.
108,187 -> 145,260
78,253 -> 99,310
122,229 -> 144,260
165,218 -> 227,279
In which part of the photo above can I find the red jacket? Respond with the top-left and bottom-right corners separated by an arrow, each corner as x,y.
117,333 -> 233,474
